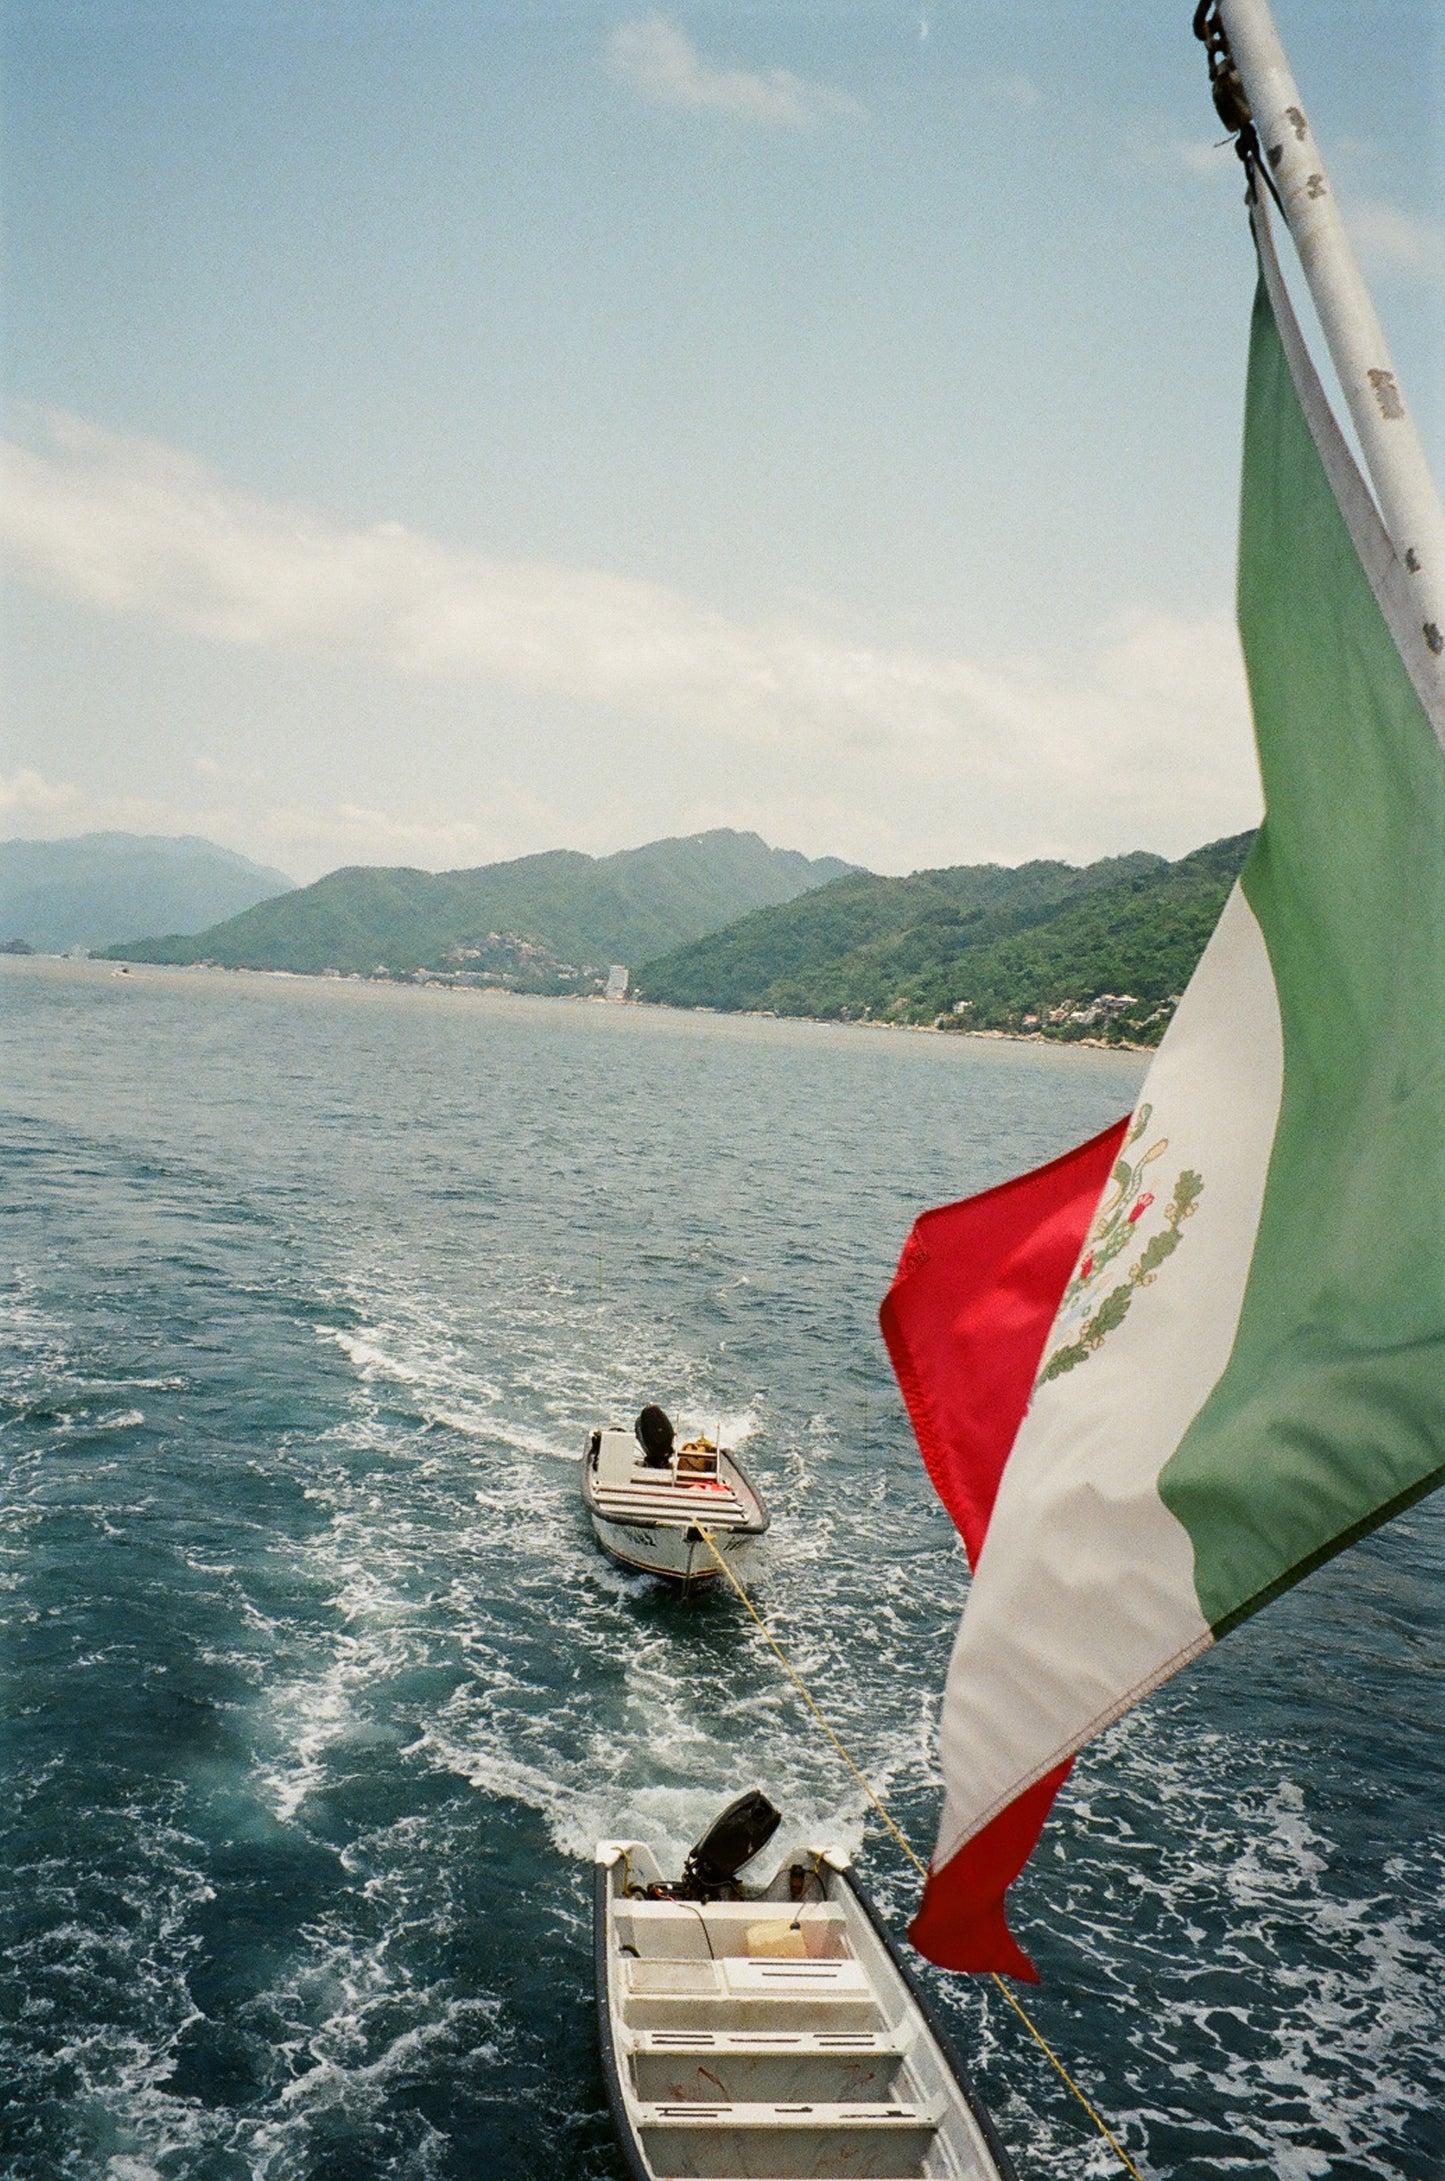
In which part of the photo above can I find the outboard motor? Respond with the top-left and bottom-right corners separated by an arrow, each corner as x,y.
635,1405 -> 676,1466
679,1790 -> 782,1899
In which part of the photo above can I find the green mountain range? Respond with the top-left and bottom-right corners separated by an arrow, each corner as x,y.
1,833 -> 294,954
634,833 -> 1255,1044
108,830 -> 856,985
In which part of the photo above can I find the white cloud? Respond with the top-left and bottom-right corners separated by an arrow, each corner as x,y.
1175,137 -> 1234,180
0,767 -> 220,845
1129,132 -> 1238,184
0,406 -> 1260,874
607,16 -> 860,127
258,796 -> 551,871
1155,138 -> 1443,281
0,763 -> 560,881
0,766 -> 81,819
1344,197 -> 1445,284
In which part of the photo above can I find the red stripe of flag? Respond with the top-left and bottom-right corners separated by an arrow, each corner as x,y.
880,1115 -> 1128,1978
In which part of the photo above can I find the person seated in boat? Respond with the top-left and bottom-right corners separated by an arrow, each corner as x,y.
634,1404 -> 675,1468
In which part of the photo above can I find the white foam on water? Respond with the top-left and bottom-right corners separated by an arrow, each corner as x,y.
2,1799 -> 233,2181
239,1925 -> 498,2181
1025,1702 -> 1445,2181
405,1470 -> 938,1893
325,1329 -> 427,1383
322,1255 -> 767,1477
12,1792 -> 499,2181
254,1524 -> 434,1826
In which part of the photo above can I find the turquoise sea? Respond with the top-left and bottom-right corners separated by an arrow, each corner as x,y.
2,957 -> 1441,2180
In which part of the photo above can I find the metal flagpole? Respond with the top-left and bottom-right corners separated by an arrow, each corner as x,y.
1210,0 -> 1445,676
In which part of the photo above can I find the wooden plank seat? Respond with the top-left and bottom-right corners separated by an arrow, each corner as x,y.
628,2031 -> 906,2055
631,2033 -> 913,2107
637,2102 -> 938,2126
592,1484 -> 750,1529
592,1484 -> 744,1506
592,1480 -> 743,1501
592,1505 -> 749,1531
620,1956 -> 882,2033
592,1483 -> 745,1500
623,1959 -> 873,1995
638,2102 -> 940,2181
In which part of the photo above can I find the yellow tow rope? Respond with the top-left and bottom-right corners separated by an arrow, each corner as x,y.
696,1524 -> 1146,2181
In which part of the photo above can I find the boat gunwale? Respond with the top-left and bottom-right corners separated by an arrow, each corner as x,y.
837,1864 -> 1021,2181
594,1855 -> 655,2181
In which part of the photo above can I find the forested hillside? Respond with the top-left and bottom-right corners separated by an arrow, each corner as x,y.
107,831 -> 855,984
1,834 -> 292,953
635,834 -> 1255,1044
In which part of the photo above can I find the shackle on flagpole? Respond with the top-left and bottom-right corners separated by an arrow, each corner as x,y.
1198,0 -> 1445,684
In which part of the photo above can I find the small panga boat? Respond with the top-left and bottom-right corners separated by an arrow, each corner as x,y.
582,1409 -> 769,1588
595,1792 -> 1018,2180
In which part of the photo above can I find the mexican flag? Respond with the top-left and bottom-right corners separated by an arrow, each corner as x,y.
882,213 -> 1445,1982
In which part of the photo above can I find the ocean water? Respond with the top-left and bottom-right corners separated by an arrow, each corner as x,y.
2,956 -> 1440,2181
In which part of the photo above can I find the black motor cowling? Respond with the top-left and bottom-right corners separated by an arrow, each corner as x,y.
679,1790 -> 782,1898
635,1405 -> 676,1465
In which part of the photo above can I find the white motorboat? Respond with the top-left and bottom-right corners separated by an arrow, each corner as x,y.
582,1410 -> 769,1588
595,1794 -> 1018,2180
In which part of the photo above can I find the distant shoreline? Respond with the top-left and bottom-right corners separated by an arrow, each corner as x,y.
7,952 -> 1152,1056
632,994 -> 1154,1053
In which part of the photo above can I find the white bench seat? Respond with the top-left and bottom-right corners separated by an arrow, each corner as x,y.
638,2101 -> 940,2181
631,2030 -> 914,2110
592,1487 -> 751,1529
624,1959 -> 874,1998
622,1955 -> 883,2034
592,1483 -> 743,1504
638,2101 -> 937,2127
628,2029 -> 905,2055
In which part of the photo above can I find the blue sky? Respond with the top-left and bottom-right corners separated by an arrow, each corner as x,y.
2,1 -> 1441,880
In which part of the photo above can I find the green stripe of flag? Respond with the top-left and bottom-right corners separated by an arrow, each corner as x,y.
1159,271 -> 1445,1635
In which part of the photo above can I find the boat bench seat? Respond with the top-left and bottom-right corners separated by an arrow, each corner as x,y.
592,1484 -> 750,1530
638,2101 -> 938,2127
592,1480 -> 742,1502
622,1955 -> 883,2034
638,2101 -> 940,2181
624,1958 -> 873,1997
628,2029 -> 907,2057
631,2031 -> 915,2113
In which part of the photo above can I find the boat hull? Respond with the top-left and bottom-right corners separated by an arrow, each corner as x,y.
594,1838 -> 1019,2181
587,1511 -> 763,1586
581,1427 -> 769,1589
